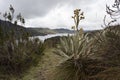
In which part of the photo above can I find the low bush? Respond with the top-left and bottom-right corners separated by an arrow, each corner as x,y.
0,26 -> 45,79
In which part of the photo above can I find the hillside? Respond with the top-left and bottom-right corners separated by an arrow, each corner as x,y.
0,20 -> 46,36
53,28 -> 74,33
27,28 -> 74,34
0,20 -> 74,37
27,28 -> 56,34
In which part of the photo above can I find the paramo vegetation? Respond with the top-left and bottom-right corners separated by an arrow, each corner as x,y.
0,5 -> 45,80
0,0 -> 120,80
51,1 -> 120,79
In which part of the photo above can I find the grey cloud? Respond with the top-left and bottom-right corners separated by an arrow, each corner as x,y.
1,0 -> 99,19
0,0 -> 114,30
0,0 -> 68,19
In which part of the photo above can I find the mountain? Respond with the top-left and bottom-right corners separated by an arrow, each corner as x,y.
0,19 -> 46,36
27,28 -> 56,34
0,20 -> 74,37
53,28 -> 74,33
27,28 -> 74,34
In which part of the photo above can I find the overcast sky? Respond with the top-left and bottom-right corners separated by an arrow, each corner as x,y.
0,0 -> 114,30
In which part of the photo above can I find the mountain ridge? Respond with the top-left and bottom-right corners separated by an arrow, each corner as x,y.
0,19 -> 74,36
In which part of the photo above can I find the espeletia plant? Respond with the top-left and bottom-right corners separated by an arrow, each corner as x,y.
51,9 -> 103,80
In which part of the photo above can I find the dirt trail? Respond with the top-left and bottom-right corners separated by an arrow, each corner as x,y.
23,48 -> 63,80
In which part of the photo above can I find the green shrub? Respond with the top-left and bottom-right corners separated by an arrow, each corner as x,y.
93,26 -> 120,65
86,26 -> 120,80
0,26 -> 45,79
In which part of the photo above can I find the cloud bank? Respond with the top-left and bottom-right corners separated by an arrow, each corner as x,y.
0,0 -> 114,30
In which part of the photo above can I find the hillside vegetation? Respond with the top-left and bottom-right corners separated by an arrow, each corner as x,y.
49,25 -> 120,80
0,3 -> 120,80
0,19 -> 74,37
21,25 -> 120,80
45,8 -> 120,80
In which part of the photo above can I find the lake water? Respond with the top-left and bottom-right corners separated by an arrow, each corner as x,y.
32,33 -> 73,41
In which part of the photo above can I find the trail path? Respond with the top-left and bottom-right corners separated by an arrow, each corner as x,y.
23,48 -> 63,80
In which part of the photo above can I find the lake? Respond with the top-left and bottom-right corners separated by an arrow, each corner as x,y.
32,33 -> 73,41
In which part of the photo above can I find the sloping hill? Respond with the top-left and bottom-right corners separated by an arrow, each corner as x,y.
27,28 -> 74,34
53,28 -> 74,33
0,20 -> 75,37
0,20 -> 46,36
27,28 -> 56,34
